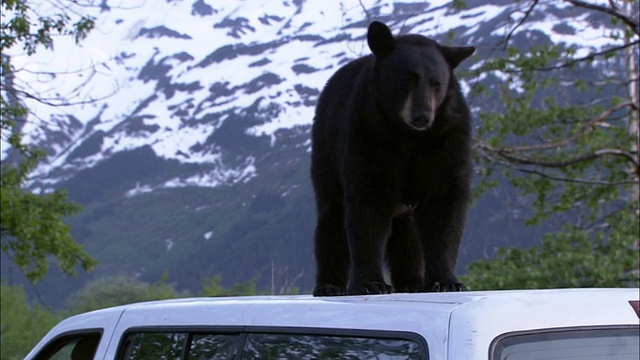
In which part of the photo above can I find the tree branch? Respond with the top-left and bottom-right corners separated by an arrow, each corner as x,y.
564,0 -> 640,35
358,0 -> 372,22
495,0 -> 539,50
476,147 -> 638,186
512,166 -> 638,186
478,100 -> 636,155
538,40 -> 640,72
2,83 -> 118,108
479,143 -> 638,169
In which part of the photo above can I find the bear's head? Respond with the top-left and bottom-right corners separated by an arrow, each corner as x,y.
367,21 -> 475,131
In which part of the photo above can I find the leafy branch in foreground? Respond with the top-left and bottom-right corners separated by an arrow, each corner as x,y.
464,0 -> 639,288
1,0 -> 98,282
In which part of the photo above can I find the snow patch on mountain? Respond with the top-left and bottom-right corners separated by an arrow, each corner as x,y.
3,0 -> 626,192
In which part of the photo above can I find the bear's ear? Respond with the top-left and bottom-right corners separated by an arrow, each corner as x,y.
440,45 -> 476,69
367,21 -> 395,58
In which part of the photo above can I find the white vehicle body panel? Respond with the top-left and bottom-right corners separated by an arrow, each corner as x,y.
26,288 -> 640,360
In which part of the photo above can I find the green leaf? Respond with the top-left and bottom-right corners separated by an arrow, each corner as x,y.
464,0 -> 639,290
1,0 -> 97,283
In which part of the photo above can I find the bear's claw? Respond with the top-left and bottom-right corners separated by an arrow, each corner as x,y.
347,281 -> 393,295
394,284 -> 425,293
313,283 -> 346,297
428,281 -> 466,292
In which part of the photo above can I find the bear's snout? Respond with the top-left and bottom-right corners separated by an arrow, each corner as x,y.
401,93 -> 436,131
410,110 -> 433,130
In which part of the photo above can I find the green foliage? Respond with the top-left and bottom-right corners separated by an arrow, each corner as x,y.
66,273 -> 268,315
67,274 -> 186,314
200,274 -> 262,296
1,0 -> 97,282
464,0 -> 639,288
0,283 -> 61,360
451,0 -> 467,11
1,0 -> 94,55
462,203 -> 639,290
1,158 -> 96,281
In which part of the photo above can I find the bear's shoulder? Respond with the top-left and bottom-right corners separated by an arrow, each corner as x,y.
327,55 -> 374,82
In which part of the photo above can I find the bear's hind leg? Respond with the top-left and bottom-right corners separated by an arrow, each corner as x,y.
386,213 -> 425,293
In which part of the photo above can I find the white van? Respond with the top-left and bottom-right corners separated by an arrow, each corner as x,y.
26,288 -> 639,359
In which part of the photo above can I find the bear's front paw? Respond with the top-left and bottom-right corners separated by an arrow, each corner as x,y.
427,281 -> 466,292
394,283 -> 425,293
347,281 -> 393,295
313,283 -> 346,297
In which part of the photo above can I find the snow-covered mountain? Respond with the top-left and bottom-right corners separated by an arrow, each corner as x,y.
4,0 -> 617,192
2,0 -> 627,306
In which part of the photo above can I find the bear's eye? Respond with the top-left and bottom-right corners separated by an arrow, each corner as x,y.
429,79 -> 441,88
408,71 -> 420,85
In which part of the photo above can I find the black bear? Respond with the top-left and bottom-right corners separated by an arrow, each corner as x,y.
311,21 -> 475,296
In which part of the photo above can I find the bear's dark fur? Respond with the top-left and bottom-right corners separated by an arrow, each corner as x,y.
311,21 -> 475,296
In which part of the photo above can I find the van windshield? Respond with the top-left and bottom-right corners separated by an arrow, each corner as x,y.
491,327 -> 639,360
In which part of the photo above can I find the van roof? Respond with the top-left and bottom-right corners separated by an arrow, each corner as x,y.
55,287 -> 640,331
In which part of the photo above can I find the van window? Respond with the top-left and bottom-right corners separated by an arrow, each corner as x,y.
121,332 -> 188,359
187,333 -> 238,359
491,327 -> 639,360
119,329 -> 425,359
33,331 -> 101,360
243,333 -> 422,359
120,332 -> 240,360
